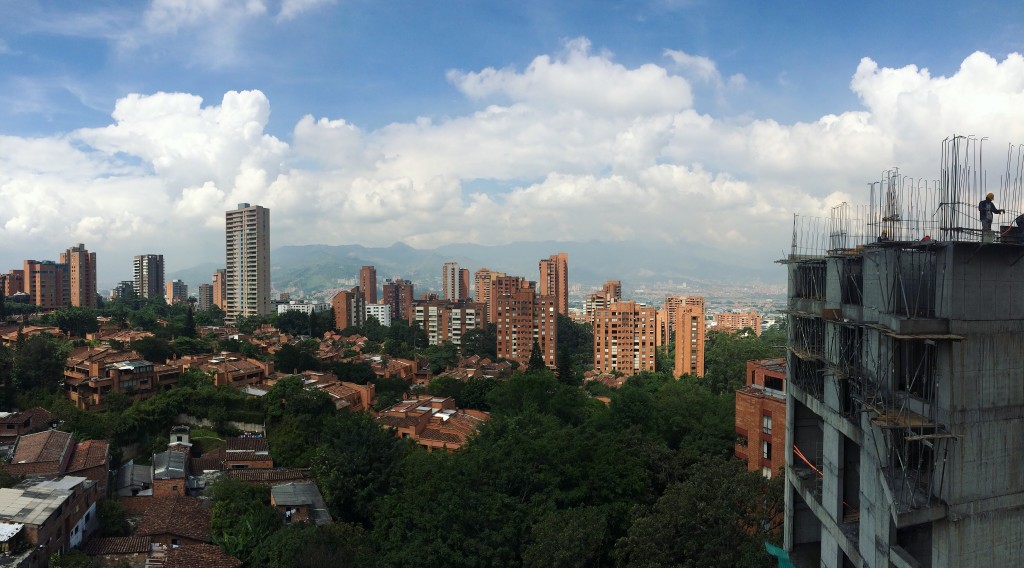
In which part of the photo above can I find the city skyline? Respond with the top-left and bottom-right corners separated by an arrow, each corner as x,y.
4,2 -> 1024,282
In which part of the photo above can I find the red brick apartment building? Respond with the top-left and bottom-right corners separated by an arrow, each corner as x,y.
495,284 -> 558,369
735,358 -> 787,477
715,310 -> 763,336
179,352 -> 274,387
673,297 -> 706,378
332,286 -> 366,331
381,278 -> 414,321
593,300 -> 659,376
538,252 -> 569,315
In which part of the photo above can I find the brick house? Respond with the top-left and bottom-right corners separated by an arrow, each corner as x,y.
377,396 -> 490,451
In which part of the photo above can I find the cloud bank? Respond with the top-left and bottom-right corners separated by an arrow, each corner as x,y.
3,42 -> 1024,283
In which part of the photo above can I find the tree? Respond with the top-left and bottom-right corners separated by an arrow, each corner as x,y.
275,343 -> 320,374
461,323 -> 497,359
130,336 -> 173,364
615,457 -> 782,568
51,550 -> 99,568
48,307 -> 100,338
422,341 -> 459,374
312,411 -> 409,526
555,315 -> 592,385
209,479 -> 282,563
523,507 -> 609,568
13,333 -> 70,392
528,340 -> 546,372
98,499 -> 131,536
703,329 -> 785,393
249,523 -> 373,568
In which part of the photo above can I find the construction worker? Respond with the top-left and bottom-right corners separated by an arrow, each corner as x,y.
1001,213 -> 1024,243
979,192 -> 1004,235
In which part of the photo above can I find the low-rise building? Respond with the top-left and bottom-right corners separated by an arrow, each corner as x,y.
276,300 -> 330,315
734,358 -> 786,478
179,353 -> 274,388
0,476 -> 100,567
714,310 -> 763,336
366,303 -> 392,326
377,396 -> 489,451
63,347 -> 183,411
0,408 -> 55,444
270,481 -> 333,526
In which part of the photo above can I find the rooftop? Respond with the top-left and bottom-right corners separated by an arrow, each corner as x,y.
0,476 -> 88,526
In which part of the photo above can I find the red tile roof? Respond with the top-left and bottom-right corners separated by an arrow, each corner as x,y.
225,437 -> 269,452
10,430 -> 72,465
67,439 -> 109,472
131,497 -> 212,542
83,536 -> 151,555
164,543 -> 242,568
225,468 -> 314,484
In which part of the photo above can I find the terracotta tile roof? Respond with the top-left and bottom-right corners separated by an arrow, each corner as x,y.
418,429 -> 461,444
377,415 -> 419,429
66,346 -> 144,367
189,456 -> 224,474
164,543 -> 242,568
10,430 -> 72,466
223,451 -> 271,463
132,497 -> 212,542
0,407 -> 53,427
226,437 -> 269,452
83,536 -> 151,555
66,439 -> 109,473
225,468 -> 313,484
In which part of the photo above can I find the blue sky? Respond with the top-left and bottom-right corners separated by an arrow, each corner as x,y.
3,0 -> 1024,285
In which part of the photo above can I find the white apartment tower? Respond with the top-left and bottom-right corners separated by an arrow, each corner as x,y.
225,203 -> 271,322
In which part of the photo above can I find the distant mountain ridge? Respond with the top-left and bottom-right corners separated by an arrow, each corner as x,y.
170,240 -> 784,298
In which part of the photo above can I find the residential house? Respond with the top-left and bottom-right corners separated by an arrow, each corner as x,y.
0,476 -> 101,567
270,481 -> 333,526
377,396 -> 489,451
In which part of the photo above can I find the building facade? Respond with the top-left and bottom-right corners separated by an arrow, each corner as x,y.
366,303 -> 392,327
592,300 -> 658,375
413,300 -> 486,347
381,278 -> 414,322
783,232 -> 1024,567
225,203 -> 271,322
538,252 -> 569,315
211,268 -> 227,310
735,358 -> 786,478
495,285 -> 558,368
23,260 -> 69,309
165,279 -> 188,304
331,286 -> 366,332
673,297 -> 706,378
60,243 -> 97,308
715,310 -> 763,336
133,254 -> 165,300
359,265 -> 377,304
276,301 -> 330,315
197,283 -> 214,311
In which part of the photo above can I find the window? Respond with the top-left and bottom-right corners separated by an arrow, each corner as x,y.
762,414 -> 772,435
762,466 -> 772,479
762,441 -> 772,460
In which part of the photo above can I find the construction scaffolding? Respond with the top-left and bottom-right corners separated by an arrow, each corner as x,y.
789,135 -> 1024,259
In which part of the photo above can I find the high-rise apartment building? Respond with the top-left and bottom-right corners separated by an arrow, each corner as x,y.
490,275 -> 528,323
584,280 -> 623,324
715,310 -> 763,336
4,270 -> 24,295
593,300 -> 659,375
673,297 -> 705,378
165,280 -> 188,304
60,243 -> 97,308
413,299 -> 486,347
23,260 -> 68,309
225,203 -> 271,322
473,268 -> 506,315
442,262 -> 469,302
197,283 -> 214,311
663,295 -> 704,343
539,252 -> 569,316
495,284 -> 558,368
331,286 -> 366,332
212,269 -> 227,311
382,278 -> 415,322
133,255 -> 165,300
359,266 -> 377,304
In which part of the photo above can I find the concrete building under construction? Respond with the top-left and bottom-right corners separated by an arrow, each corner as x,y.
783,136 -> 1024,567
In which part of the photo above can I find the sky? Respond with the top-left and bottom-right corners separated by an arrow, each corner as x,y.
4,0 -> 1024,286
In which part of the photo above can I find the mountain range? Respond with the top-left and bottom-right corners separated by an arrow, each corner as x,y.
168,240 -> 785,299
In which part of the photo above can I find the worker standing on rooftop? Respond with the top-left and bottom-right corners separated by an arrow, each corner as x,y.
979,192 -> 1004,241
